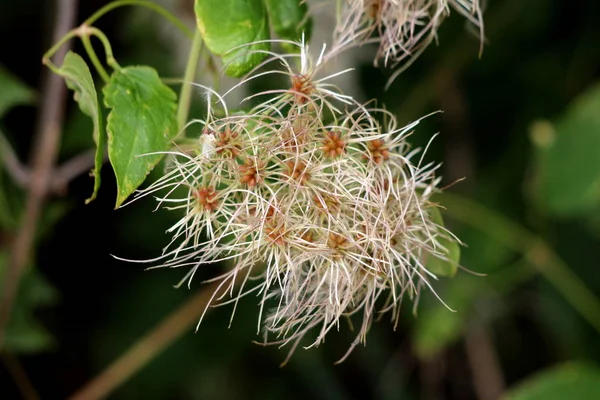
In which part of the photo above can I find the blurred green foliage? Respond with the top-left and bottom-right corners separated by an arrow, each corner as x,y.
0,253 -> 59,353
195,0 -> 270,77
0,66 -> 36,119
503,363 -> 600,400
531,84 -> 600,217
1,0 -> 600,399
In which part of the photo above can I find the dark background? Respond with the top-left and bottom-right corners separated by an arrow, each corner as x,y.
1,0 -> 600,399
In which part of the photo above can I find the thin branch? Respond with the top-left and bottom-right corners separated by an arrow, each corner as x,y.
84,0 -> 193,39
0,0 -> 78,352
0,133 -> 107,195
420,352 -> 446,400
464,324 -> 505,400
1,352 -> 41,400
69,281 -> 223,400
51,149 -> 108,194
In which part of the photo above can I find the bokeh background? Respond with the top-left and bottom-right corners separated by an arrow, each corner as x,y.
1,0 -> 600,399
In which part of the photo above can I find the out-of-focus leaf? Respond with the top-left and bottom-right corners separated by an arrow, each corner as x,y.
414,256 -> 535,359
0,64 -> 36,118
0,67 -> 34,226
0,252 -> 59,353
103,66 -> 178,208
37,201 -> 70,241
91,271 -> 250,399
413,275 -> 477,359
413,208 -> 535,360
531,84 -> 600,216
4,311 -> 55,353
426,207 -> 460,277
502,362 -> 600,400
264,0 -> 312,50
55,52 -> 105,203
195,0 -> 270,77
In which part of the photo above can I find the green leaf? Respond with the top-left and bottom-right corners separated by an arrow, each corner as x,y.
531,83 -> 600,216
0,252 -> 59,354
412,259 -> 535,360
413,275 -> 477,359
413,303 -> 465,359
503,362 -> 600,400
5,312 -> 55,353
412,214 -> 534,360
264,0 -> 312,49
55,52 -> 105,203
0,64 -> 36,119
103,66 -> 178,208
195,0 -> 270,77
426,207 -> 460,277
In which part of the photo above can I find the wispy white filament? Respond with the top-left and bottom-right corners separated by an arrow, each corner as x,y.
126,39 -> 460,363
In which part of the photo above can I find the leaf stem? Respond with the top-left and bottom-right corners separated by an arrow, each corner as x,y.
88,27 -> 121,70
177,30 -> 203,131
84,0 -> 193,39
442,193 -> 600,334
1,352 -> 40,400
80,33 -> 110,83
42,29 -> 80,72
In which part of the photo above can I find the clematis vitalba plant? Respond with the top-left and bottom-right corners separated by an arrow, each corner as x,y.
43,0 -> 478,363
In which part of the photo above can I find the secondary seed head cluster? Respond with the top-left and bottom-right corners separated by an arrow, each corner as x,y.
335,0 -> 483,80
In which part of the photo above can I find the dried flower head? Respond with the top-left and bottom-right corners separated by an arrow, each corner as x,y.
335,0 -> 484,83
124,39 -> 460,363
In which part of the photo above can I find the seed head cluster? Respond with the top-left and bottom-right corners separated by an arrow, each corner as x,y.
336,0 -> 484,82
132,40 -> 459,362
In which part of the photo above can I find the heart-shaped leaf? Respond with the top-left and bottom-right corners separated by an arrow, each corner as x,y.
0,65 -> 36,118
264,0 -> 312,50
55,52 -> 105,203
503,362 -> 600,400
195,0 -> 270,77
427,207 -> 460,277
104,66 -> 178,208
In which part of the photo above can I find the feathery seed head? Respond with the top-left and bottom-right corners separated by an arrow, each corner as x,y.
335,0 -> 484,81
194,186 -> 220,212
129,38 -> 460,363
321,130 -> 346,158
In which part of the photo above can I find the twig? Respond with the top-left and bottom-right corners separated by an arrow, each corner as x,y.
84,0 -> 193,39
464,324 -> 505,400
51,149 -> 108,194
0,0 -> 78,352
69,281 -> 222,400
420,352 -> 446,400
1,352 -> 41,400
0,133 -> 107,194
